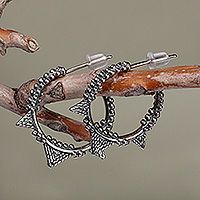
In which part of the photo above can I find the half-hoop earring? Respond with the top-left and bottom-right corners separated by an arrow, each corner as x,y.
70,62 -> 166,159
16,53 -> 112,168
16,52 -> 177,168
70,52 -> 177,159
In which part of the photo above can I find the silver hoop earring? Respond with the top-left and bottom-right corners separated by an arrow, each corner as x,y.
70,61 -> 165,159
16,53 -> 112,168
16,51 -> 176,168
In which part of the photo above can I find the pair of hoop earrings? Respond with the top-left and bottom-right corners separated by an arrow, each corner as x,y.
16,52 -> 177,168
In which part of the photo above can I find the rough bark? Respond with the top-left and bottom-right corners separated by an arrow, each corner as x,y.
0,27 -> 40,55
0,65 -> 199,141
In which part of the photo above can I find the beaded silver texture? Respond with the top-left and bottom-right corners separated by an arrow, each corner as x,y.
70,61 -> 164,159
16,66 -> 90,168
16,60 -> 164,168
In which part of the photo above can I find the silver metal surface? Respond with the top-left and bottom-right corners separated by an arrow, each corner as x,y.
16,53 -> 113,168
70,61 -> 165,158
16,66 -> 91,168
16,52 -> 168,167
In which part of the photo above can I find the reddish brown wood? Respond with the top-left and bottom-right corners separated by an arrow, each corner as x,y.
102,65 -> 200,96
0,27 -> 40,55
1,65 -> 200,142
37,108 -> 90,142
0,83 -> 90,142
14,65 -> 200,108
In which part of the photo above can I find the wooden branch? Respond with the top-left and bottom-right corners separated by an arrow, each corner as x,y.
1,65 -> 200,142
0,83 -> 90,141
14,65 -> 200,108
0,0 -> 11,18
0,27 -> 40,55
0,1 -> 40,55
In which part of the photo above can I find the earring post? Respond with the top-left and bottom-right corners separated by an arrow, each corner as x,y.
66,54 -> 113,74
130,52 -> 178,70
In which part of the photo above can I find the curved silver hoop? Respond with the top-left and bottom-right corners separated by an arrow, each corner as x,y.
16,67 -> 91,168
70,61 -> 164,159
16,59 -> 164,168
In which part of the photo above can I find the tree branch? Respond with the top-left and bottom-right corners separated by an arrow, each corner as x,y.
0,27 -> 40,55
14,65 -> 200,107
0,83 -> 90,142
0,1 -> 40,55
1,65 -> 200,142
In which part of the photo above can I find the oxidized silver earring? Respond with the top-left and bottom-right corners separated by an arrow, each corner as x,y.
16,51 -> 177,168
70,51 -> 177,159
16,53 -> 113,168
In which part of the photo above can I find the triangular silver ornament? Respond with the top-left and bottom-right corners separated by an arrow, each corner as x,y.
43,143 -> 71,168
132,132 -> 147,150
16,110 -> 36,129
69,100 -> 89,116
90,130 -> 113,159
